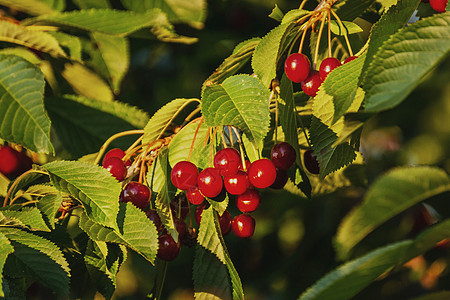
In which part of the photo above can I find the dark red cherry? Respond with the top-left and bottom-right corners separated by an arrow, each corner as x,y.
301,70 -> 322,97
214,148 -> 241,176
194,203 -> 207,226
224,170 -> 250,195
0,145 -> 32,178
197,168 -> 223,198
343,56 -> 357,64
430,0 -> 447,12
174,217 -> 187,240
247,159 -> 277,189
319,57 -> 342,81
170,193 -> 190,220
236,189 -> 260,213
157,234 -> 180,261
171,161 -> 199,190
270,142 -> 296,170
219,210 -> 232,236
120,181 -> 151,210
232,214 -> 255,238
103,148 -> 131,167
186,186 -> 204,205
284,53 -> 311,83
103,157 -> 127,181
303,149 -> 320,175
145,209 -> 163,233
270,168 -> 289,189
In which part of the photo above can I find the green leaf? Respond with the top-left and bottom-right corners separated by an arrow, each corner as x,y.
90,32 -> 129,94
0,55 -> 53,153
121,0 -> 207,29
281,9 -> 310,24
279,74 -> 300,161
73,0 -> 110,9
47,31 -> 82,61
23,9 -> 176,36
43,160 -> 121,231
0,21 -> 67,58
61,62 -> 113,102
79,203 -> 158,264
1,207 -> 49,232
363,13 -> 450,112
1,227 -> 70,295
143,98 -> 199,145
329,20 -> 363,36
335,166 -> 450,260
37,192 -> 62,230
360,0 -> 421,80
0,47 -> 42,65
269,4 -> 284,22
299,219 -> 450,300
6,170 -> 44,202
252,22 -> 291,87
202,74 -> 271,144
333,0 -> 376,21
0,0 -> 56,15
0,231 -> 13,298
206,194 -> 229,217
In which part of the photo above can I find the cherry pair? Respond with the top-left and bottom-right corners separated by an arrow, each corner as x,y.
102,148 -> 131,181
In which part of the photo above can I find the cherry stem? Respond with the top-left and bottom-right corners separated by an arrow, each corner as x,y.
327,10 -> 332,58
139,144 -> 151,184
188,118 -> 204,162
182,107 -> 201,127
94,130 -> 144,165
298,25 -> 309,54
313,13 -> 327,69
228,126 -> 234,147
3,169 -> 48,207
299,0 -> 308,9
230,126 -> 247,171
219,127 -> 227,148
154,260 -> 168,300
330,9 -> 353,56
294,104 -> 312,148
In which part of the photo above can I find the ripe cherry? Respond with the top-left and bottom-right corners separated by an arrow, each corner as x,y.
102,157 -> 127,181
214,148 -> 241,176
120,181 -> 151,210
145,209 -> 163,233
170,193 -> 190,220
303,149 -> 320,175
270,168 -> 289,189
103,148 -> 131,167
219,210 -> 232,236
271,142 -> 296,170
0,145 -> 32,178
186,186 -> 204,205
232,214 -> 255,238
198,168 -> 223,198
301,70 -> 322,97
247,159 -> 277,189
157,234 -> 180,261
171,161 -> 199,190
194,203 -> 206,226
430,0 -> 447,12
174,217 -> 187,240
224,170 -> 250,195
319,57 -> 342,81
284,53 -> 311,83
343,56 -> 358,64
236,189 -> 260,213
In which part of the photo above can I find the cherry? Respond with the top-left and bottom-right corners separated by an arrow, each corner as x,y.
430,0 -> 447,12
284,53 -> 311,83
239,160 -> 251,172
303,149 -> 320,175
0,145 -> 32,178
157,234 -> 180,261
319,57 -> 342,81
236,189 -> 260,213
103,148 -> 131,167
343,56 -> 357,64
214,148 -> 241,176
120,181 -> 151,210
301,70 -> 322,97
102,157 -> 127,181
197,168 -> 223,198
174,217 -> 187,240
194,203 -> 206,226
247,159 -> 277,189
224,170 -> 250,195
270,168 -> 289,189
270,142 -> 296,170
232,214 -> 255,238
219,210 -> 232,236
171,161 -> 199,190
170,193 -> 190,220
145,209 -> 163,233
186,186 -> 204,205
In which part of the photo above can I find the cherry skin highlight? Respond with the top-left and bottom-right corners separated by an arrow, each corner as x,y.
102,157 -> 127,181
236,189 -> 260,213
214,148 -> 241,176
224,170 -> 250,195
271,142 -> 296,170
284,53 -> 311,83
198,168 -> 223,198
247,159 -> 277,189
103,148 -> 131,167
171,161 -> 199,190
301,70 -> 322,97
120,181 -> 151,210
319,57 -> 342,81
186,186 -> 204,205
232,214 -> 255,238
157,234 -> 180,261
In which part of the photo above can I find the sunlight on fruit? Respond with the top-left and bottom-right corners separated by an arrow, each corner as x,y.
278,212 -> 305,254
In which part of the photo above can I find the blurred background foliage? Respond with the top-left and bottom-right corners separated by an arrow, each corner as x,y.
9,0 -> 448,299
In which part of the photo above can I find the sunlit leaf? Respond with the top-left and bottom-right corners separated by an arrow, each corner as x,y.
0,232 -> 13,298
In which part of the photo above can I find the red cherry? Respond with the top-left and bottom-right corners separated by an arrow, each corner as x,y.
103,148 -> 131,167
239,160 -> 251,171
236,189 -> 260,213
224,170 -> 250,195
170,193 -> 190,220
232,214 -> 255,238
270,142 -> 296,170
270,168 -> 289,189
174,217 -> 187,240
157,234 -> 180,261
430,0 -> 447,12
102,157 -> 127,181
247,159 -> 276,189
194,203 -> 206,226
145,209 -> 163,233
219,210 -> 232,235
0,145 -> 32,178
343,56 -> 357,64
186,186 -> 204,205
197,168 -> 223,198
120,181 -> 151,210
214,148 -> 241,176
303,149 -> 320,175
319,57 -> 342,81
171,161 -> 199,190
301,70 -> 322,97
284,53 -> 311,83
